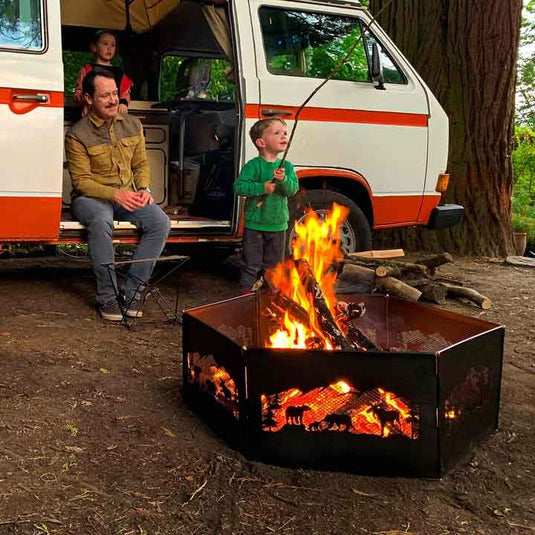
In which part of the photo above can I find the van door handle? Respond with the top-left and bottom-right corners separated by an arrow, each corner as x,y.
13,94 -> 49,103
261,109 -> 293,117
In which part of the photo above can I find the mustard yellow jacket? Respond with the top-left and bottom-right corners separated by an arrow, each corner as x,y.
65,112 -> 150,203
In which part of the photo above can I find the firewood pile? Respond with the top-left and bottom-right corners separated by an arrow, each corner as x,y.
338,250 -> 491,310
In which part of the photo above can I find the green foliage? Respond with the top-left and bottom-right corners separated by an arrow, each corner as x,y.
307,26 -> 369,82
160,56 -> 234,102
63,51 -> 92,96
516,1 -> 535,126
512,126 -> 535,243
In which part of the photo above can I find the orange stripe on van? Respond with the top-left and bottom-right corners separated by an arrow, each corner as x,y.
246,104 -> 428,127
0,197 -> 61,240
0,88 -> 63,115
372,194 -> 441,228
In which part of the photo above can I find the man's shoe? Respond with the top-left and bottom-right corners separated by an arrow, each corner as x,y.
125,299 -> 143,318
99,299 -> 124,322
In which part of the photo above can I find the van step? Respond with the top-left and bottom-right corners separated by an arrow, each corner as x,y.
60,220 -> 230,231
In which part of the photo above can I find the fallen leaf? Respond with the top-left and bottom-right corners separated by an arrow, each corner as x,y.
99,368 -> 110,374
106,444 -> 118,450
162,427 -> 176,437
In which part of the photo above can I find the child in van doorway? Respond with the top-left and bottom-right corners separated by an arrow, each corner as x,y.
234,118 -> 299,293
74,30 -> 133,116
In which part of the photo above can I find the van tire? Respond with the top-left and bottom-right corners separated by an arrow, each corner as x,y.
287,190 -> 372,255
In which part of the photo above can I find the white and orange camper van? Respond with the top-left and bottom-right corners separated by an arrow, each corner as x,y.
0,0 -> 462,254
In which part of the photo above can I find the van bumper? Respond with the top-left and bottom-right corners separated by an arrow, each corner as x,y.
427,204 -> 464,230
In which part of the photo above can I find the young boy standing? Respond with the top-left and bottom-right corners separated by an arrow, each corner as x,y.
234,118 -> 299,292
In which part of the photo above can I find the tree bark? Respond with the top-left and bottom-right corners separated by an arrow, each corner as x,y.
370,0 -> 522,256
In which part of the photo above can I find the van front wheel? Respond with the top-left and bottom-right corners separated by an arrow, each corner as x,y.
287,190 -> 372,255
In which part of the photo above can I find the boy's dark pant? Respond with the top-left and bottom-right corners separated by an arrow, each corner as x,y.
240,229 -> 286,291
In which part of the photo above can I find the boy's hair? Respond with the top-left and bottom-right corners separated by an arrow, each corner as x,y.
82,69 -> 115,98
249,118 -> 286,145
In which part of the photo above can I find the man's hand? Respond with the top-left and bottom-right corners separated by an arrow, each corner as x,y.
114,190 -> 146,211
138,189 -> 154,206
264,181 -> 276,194
273,168 -> 285,182
118,103 -> 129,115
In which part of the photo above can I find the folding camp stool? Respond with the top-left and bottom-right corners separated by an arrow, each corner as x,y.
102,255 -> 189,326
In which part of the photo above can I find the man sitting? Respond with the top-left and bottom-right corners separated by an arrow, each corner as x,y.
65,70 -> 171,321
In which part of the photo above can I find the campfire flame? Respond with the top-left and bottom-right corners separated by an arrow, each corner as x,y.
266,204 -> 349,349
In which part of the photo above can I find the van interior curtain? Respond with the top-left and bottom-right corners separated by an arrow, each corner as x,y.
202,5 -> 232,59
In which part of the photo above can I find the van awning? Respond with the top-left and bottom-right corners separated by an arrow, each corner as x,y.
60,0 -> 182,34
60,1 -> 231,57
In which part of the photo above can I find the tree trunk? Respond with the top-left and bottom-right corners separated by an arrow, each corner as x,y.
369,0 -> 522,256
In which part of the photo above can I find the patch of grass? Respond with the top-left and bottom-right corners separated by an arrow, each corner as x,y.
64,422 -> 79,438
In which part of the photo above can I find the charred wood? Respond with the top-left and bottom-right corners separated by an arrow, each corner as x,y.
295,258 -> 353,351
269,291 -> 313,328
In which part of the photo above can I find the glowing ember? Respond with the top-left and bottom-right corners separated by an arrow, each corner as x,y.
266,204 -> 349,349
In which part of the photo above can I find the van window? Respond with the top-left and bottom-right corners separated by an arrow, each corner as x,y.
160,56 -> 235,102
0,0 -> 44,52
259,7 -> 369,82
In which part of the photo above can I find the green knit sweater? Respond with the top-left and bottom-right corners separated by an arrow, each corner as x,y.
234,157 -> 299,232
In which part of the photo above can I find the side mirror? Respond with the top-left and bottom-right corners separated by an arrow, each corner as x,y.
371,42 -> 386,90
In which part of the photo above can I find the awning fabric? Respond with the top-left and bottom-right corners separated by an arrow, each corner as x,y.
60,0 -> 181,33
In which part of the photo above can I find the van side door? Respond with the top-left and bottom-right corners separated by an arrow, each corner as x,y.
247,1 -> 431,227
0,0 -> 64,240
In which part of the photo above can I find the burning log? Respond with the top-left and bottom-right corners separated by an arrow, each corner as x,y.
270,291 -> 312,328
335,301 -> 380,351
295,258 -> 354,351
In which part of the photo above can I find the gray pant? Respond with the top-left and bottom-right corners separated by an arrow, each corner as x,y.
240,229 -> 286,291
72,196 -> 171,306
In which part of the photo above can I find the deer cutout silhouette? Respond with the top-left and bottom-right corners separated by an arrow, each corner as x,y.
368,404 -> 400,437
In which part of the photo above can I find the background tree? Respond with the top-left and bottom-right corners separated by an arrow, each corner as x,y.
369,0 -> 523,255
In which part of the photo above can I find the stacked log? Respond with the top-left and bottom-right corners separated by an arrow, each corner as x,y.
339,250 -> 491,309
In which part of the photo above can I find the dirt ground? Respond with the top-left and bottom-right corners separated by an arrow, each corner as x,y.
0,253 -> 534,535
